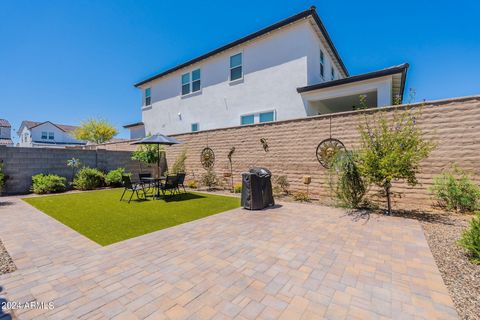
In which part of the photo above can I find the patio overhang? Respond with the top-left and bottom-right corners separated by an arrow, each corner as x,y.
297,64 -> 409,115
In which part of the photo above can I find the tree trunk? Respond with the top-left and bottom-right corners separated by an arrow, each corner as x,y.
385,181 -> 392,215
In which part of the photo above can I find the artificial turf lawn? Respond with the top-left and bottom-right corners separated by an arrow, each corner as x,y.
23,189 -> 240,246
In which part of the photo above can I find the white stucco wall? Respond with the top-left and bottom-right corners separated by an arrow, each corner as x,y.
139,19 -> 343,135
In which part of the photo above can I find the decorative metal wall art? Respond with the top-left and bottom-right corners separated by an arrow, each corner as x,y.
316,116 -> 346,168
200,147 -> 215,169
260,138 -> 269,152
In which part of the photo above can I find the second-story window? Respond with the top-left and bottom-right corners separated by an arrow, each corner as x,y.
230,53 -> 242,81
181,73 -> 190,95
181,69 -> 201,95
320,50 -> 325,79
191,123 -> 199,132
145,88 -> 151,106
331,67 -> 335,80
41,131 -> 47,139
49,132 -> 54,140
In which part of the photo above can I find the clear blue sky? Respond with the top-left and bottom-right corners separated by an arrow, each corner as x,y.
1,0 -> 479,141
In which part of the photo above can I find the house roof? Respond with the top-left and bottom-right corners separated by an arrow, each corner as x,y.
0,138 -> 13,145
123,122 -> 144,129
18,121 -> 79,135
134,6 -> 348,87
0,119 -> 11,127
297,63 -> 409,99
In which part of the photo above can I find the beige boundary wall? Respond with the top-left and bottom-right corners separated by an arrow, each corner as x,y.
89,95 -> 480,209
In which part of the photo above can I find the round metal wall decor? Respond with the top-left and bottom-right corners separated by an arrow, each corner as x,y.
200,147 -> 215,169
316,138 -> 346,168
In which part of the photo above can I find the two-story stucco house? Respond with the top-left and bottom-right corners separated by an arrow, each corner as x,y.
0,119 -> 13,146
17,121 -> 86,148
127,6 -> 408,136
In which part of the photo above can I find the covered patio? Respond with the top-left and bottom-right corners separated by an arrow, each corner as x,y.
298,64 -> 409,115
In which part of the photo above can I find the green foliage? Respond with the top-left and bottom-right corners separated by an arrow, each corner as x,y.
71,118 -> 118,144
233,182 -> 242,193
131,145 -> 162,165
0,162 -> 5,193
66,158 -> 81,169
430,166 -> 480,213
200,169 -> 217,189
106,168 -> 129,187
171,149 -> 187,174
273,175 -> 290,195
73,167 -> 105,190
186,179 -> 198,189
329,151 -> 367,208
292,191 -> 310,202
357,109 -> 435,213
458,213 -> 480,264
31,174 -> 67,194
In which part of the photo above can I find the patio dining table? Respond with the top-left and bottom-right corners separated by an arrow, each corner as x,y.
140,176 -> 166,199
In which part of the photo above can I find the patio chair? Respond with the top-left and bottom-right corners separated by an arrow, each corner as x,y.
120,175 -> 147,203
138,172 -> 155,196
176,172 -> 186,193
160,175 -> 179,197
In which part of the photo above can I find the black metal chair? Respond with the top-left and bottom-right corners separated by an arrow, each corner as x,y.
138,172 -> 155,196
120,175 -> 147,203
160,175 -> 179,197
176,172 -> 186,193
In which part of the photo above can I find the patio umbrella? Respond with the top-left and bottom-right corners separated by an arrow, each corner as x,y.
131,134 -> 183,178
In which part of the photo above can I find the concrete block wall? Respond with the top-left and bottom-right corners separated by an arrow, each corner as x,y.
63,96 -> 480,209
0,147 -> 144,194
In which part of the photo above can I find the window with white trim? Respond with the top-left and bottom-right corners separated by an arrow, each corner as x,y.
191,123 -> 199,132
145,88 -> 151,106
48,132 -> 54,140
320,49 -> 325,79
181,69 -> 201,95
230,53 -> 242,81
240,114 -> 254,125
41,131 -> 47,139
259,111 -> 274,123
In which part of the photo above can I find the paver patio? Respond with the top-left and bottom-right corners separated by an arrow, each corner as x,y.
0,195 -> 457,319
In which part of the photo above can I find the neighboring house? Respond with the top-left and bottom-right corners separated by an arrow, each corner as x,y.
0,119 -> 13,146
131,6 -> 408,136
123,122 -> 145,139
17,121 -> 86,148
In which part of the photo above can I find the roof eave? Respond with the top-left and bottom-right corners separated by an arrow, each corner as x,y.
133,6 -> 348,87
297,63 -> 409,94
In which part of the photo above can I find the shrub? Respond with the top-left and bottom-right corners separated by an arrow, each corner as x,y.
186,179 -> 198,189
292,191 -> 310,202
458,213 -> 480,264
31,174 -> 67,194
430,166 -> 480,213
73,167 -> 105,190
328,151 -> 367,208
200,169 -> 217,189
106,168 -> 128,187
171,149 -> 187,174
273,175 -> 290,195
233,182 -> 242,193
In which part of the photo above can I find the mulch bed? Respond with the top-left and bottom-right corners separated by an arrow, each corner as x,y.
0,239 -> 16,276
392,210 -> 480,320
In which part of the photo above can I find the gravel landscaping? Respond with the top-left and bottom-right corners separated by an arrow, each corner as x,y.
0,239 -> 16,275
392,210 -> 480,320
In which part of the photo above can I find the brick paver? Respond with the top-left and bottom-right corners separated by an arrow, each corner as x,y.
0,196 -> 458,319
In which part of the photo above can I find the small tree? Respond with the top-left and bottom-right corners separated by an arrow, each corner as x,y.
131,145 -> 167,176
357,109 -> 435,214
72,118 -> 118,144
0,162 -> 5,194
66,158 -> 81,184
